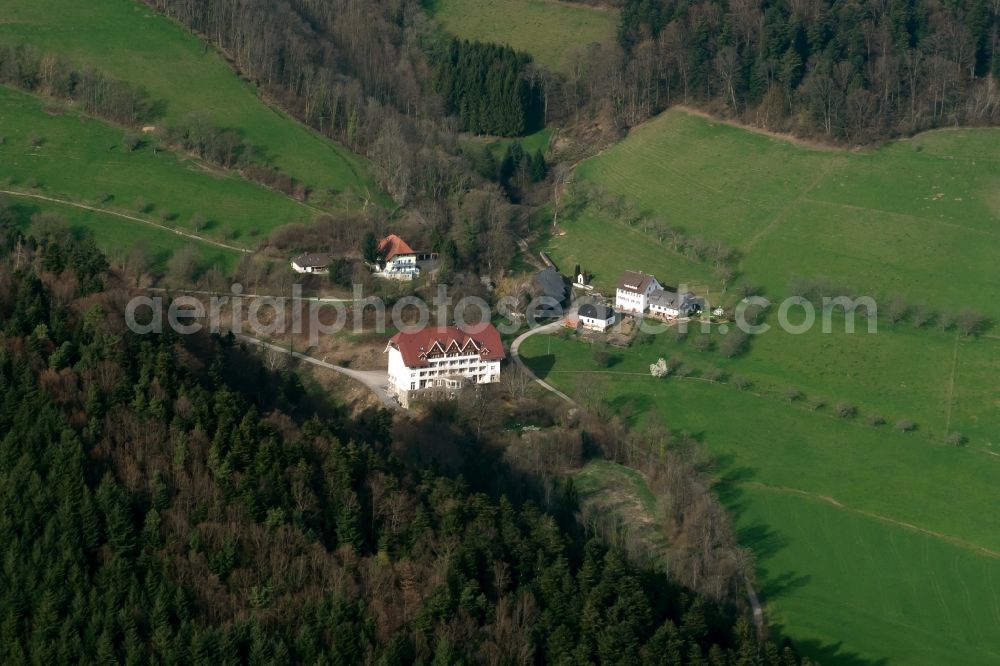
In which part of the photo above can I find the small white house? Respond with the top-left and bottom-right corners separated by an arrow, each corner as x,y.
649,288 -> 699,319
615,270 -> 662,314
385,324 -> 505,408
291,253 -> 331,274
577,303 -> 616,332
374,234 -> 435,280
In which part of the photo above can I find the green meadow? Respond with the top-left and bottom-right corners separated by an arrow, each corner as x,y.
573,111 -> 1000,318
430,0 -> 618,71
519,334 -> 1000,664
0,0 -> 386,202
8,197 -> 241,274
0,85 -> 314,244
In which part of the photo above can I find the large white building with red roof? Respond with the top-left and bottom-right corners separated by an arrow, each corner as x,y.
385,324 -> 505,407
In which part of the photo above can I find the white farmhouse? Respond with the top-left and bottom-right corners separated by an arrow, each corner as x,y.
648,287 -> 699,319
374,234 -> 436,280
615,271 -> 662,314
290,253 -> 332,274
577,303 -> 616,332
385,324 -> 505,408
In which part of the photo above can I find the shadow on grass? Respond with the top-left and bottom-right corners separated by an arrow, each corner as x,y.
774,632 -> 890,666
522,352 -> 555,379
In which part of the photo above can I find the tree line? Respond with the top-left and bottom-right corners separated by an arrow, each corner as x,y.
608,0 -> 1000,141
0,45 -> 156,125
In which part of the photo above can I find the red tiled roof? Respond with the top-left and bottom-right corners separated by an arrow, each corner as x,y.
378,234 -> 416,261
388,324 -> 505,368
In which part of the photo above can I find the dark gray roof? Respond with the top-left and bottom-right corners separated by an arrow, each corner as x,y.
534,266 -> 567,301
650,288 -> 699,309
578,303 -> 614,320
291,252 -> 331,268
648,288 -> 679,308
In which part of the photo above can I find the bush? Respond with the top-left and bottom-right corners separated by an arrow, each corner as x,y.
690,334 -> 713,352
957,309 -> 985,337
122,132 -> 140,152
834,402 -> 857,418
718,329 -> 749,358
731,375 -> 752,391
704,367 -> 726,382
784,386 -> 803,402
868,414 -> 886,427
134,197 -> 152,213
895,419 -> 916,433
946,432 -> 966,447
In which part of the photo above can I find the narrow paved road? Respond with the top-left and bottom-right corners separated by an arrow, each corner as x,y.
509,318 -> 575,404
238,334 -> 399,410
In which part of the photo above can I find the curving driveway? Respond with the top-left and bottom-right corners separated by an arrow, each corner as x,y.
238,334 -> 399,409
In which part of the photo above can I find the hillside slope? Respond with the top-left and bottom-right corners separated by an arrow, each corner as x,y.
0,0 -> 387,204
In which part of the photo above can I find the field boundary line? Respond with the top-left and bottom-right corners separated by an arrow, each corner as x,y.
0,189 -> 251,254
671,106 -> 846,152
944,331 -> 961,436
742,160 -> 838,253
737,481 -> 1000,559
800,197 -> 1000,239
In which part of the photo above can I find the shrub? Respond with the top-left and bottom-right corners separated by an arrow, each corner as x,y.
834,402 -> 857,418
731,375 -> 752,391
690,334 -> 712,352
946,432 -> 966,447
895,419 -> 916,432
719,329 -> 749,358
704,367 -> 726,382
784,386 -> 803,402
957,309 -> 985,337
868,414 -> 886,427
122,132 -> 140,152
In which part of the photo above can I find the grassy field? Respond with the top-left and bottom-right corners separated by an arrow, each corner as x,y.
573,111 -> 1000,318
0,85 -> 315,247
429,0 -> 617,71
519,333 -> 1000,663
7,196 -> 242,274
545,207 -> 720,294
0,0 -> 386,203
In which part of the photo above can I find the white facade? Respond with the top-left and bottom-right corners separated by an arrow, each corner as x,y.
291,261 -> 327,274
649,301 -> 681,318
387,347 -> 501,408
615,277 -> 661,314
376,254 -> 421,280
579,314 -> 613,332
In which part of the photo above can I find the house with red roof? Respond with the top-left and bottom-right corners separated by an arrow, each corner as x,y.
385,324 -> 505,407
374,234 -> 436,280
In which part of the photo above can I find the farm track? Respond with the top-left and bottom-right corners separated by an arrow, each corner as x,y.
741,161 -> 838,254
738,481 -> 1000,559
0,188 -> 252,253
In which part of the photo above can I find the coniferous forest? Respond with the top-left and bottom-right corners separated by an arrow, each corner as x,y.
433,38 -> 542,136
0,212 -> 809,663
